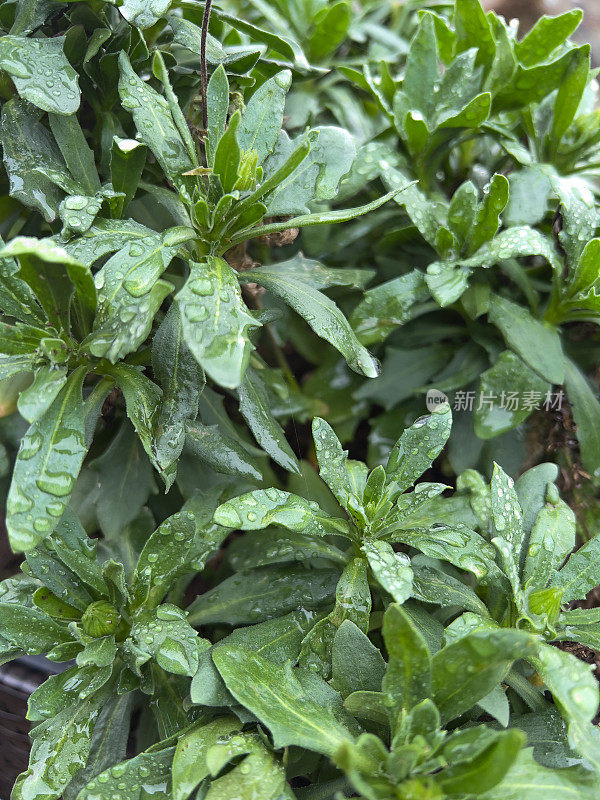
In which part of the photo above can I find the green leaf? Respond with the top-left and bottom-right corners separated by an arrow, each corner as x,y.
432,629 -> 537,723
228,188 -> 402,248
239,71 -> 291,164
229,528 -> 345,571
0,320 -> 47,356
118,52 -> 194,190
90,423 -> 155,539
28,664 -> 112,721
454,0 -> 495,67
43,509 -> 108,599
167,13 -> 229,65
177,257 -> 260,390
438,729 -> 524,795
488,295 -> 564,384
33,587 -> 82,621
0,235 -> 44,325
350,271 -> 428,345
17,365 -> 67,424
469,174 -> 510,255
427,227 -> 563,307
555,177 -> 598,267
551,47 -> 591,147
448,181 -> 478,247
185,421 -> 263,481
403,12 -> 438,120
0,99 -> 65,221
311,416 -> 356,507
203,732 -> 287,800
331,620 -> 385,700
119,0 -> 172,28
382,603 -> 431,725
494,48 -> 583,111
132,496 -> 226,610
263,126 -> 356,216
386,403 -> 452,491
63,218 -> 156,266
110,137 -> 146,212
529,643 -> 600,770
241,265 -> 378,378
308,1 -> 351,61
299,557 -> 371,675
491,463 -> 525,565
98,363 -> 161,470
172,717 -> 240,800
0,602 -> 72,654
524,487 -> 575,591
210,8 -> 301,65
76,746 -> 175,800
206,64 -> 229,167
563,358 -> 600,481
14,697 -> 103,800
89,227 -> 193,363
7,366 -> 87,552
555,530 -> 600,603
238,367 -> 299,473
362,540 -> 413,604
213,110 -> 241,193
128,604 -> 200,677
213,646 -> 355,756
62,694 -> 134,800
481,749 -> 597,799
475,352 -> 550,439
515,10 -> 583,67
214,488 -> 351,538
0,236 -> 96,332
191,608 -> 326,708
10,0 -> 56,35
0,35 -> 80,114
151,303 -> 203,487
505,166 -> 553,227
187,565 -> 339,626
48,113 -> 100,197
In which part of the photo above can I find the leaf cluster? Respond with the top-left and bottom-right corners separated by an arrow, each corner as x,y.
0,1 -> 600,799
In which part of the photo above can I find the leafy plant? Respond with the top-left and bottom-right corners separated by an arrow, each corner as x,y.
1,0 -> 600,799
302,0 -> 600,500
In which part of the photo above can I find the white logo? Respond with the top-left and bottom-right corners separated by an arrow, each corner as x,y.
426,389 -> 449,412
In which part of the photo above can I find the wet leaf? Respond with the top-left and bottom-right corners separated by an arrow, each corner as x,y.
0,35 -> 80,114
213,645 -> 355,756
187,564 -> 339,626
118,52 -> 194,191
386,403 -> 452,491
152,303 -> 203,487
7,366 -> 87,552
177,257 -> 260,390
238,367 -> 299,474
432,629 -> 537,723
241,265 -> 378,378
362,540 -> 413,604
75,745 -> 175,800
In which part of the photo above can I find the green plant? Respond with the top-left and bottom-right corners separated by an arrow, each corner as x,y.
301,1 -> 600,501
1,0 -> 600,798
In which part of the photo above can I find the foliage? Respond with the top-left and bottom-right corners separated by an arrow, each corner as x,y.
0,0 -> 600,798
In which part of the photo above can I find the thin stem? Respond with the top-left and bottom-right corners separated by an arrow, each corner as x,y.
201,0 -> 213,131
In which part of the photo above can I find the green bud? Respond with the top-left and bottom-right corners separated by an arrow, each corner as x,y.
82,601 -> 120,638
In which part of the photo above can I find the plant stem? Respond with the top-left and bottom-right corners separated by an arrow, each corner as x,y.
201,0 -> 213,131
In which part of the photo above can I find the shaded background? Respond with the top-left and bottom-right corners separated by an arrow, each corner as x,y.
485,0 -> 600,63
